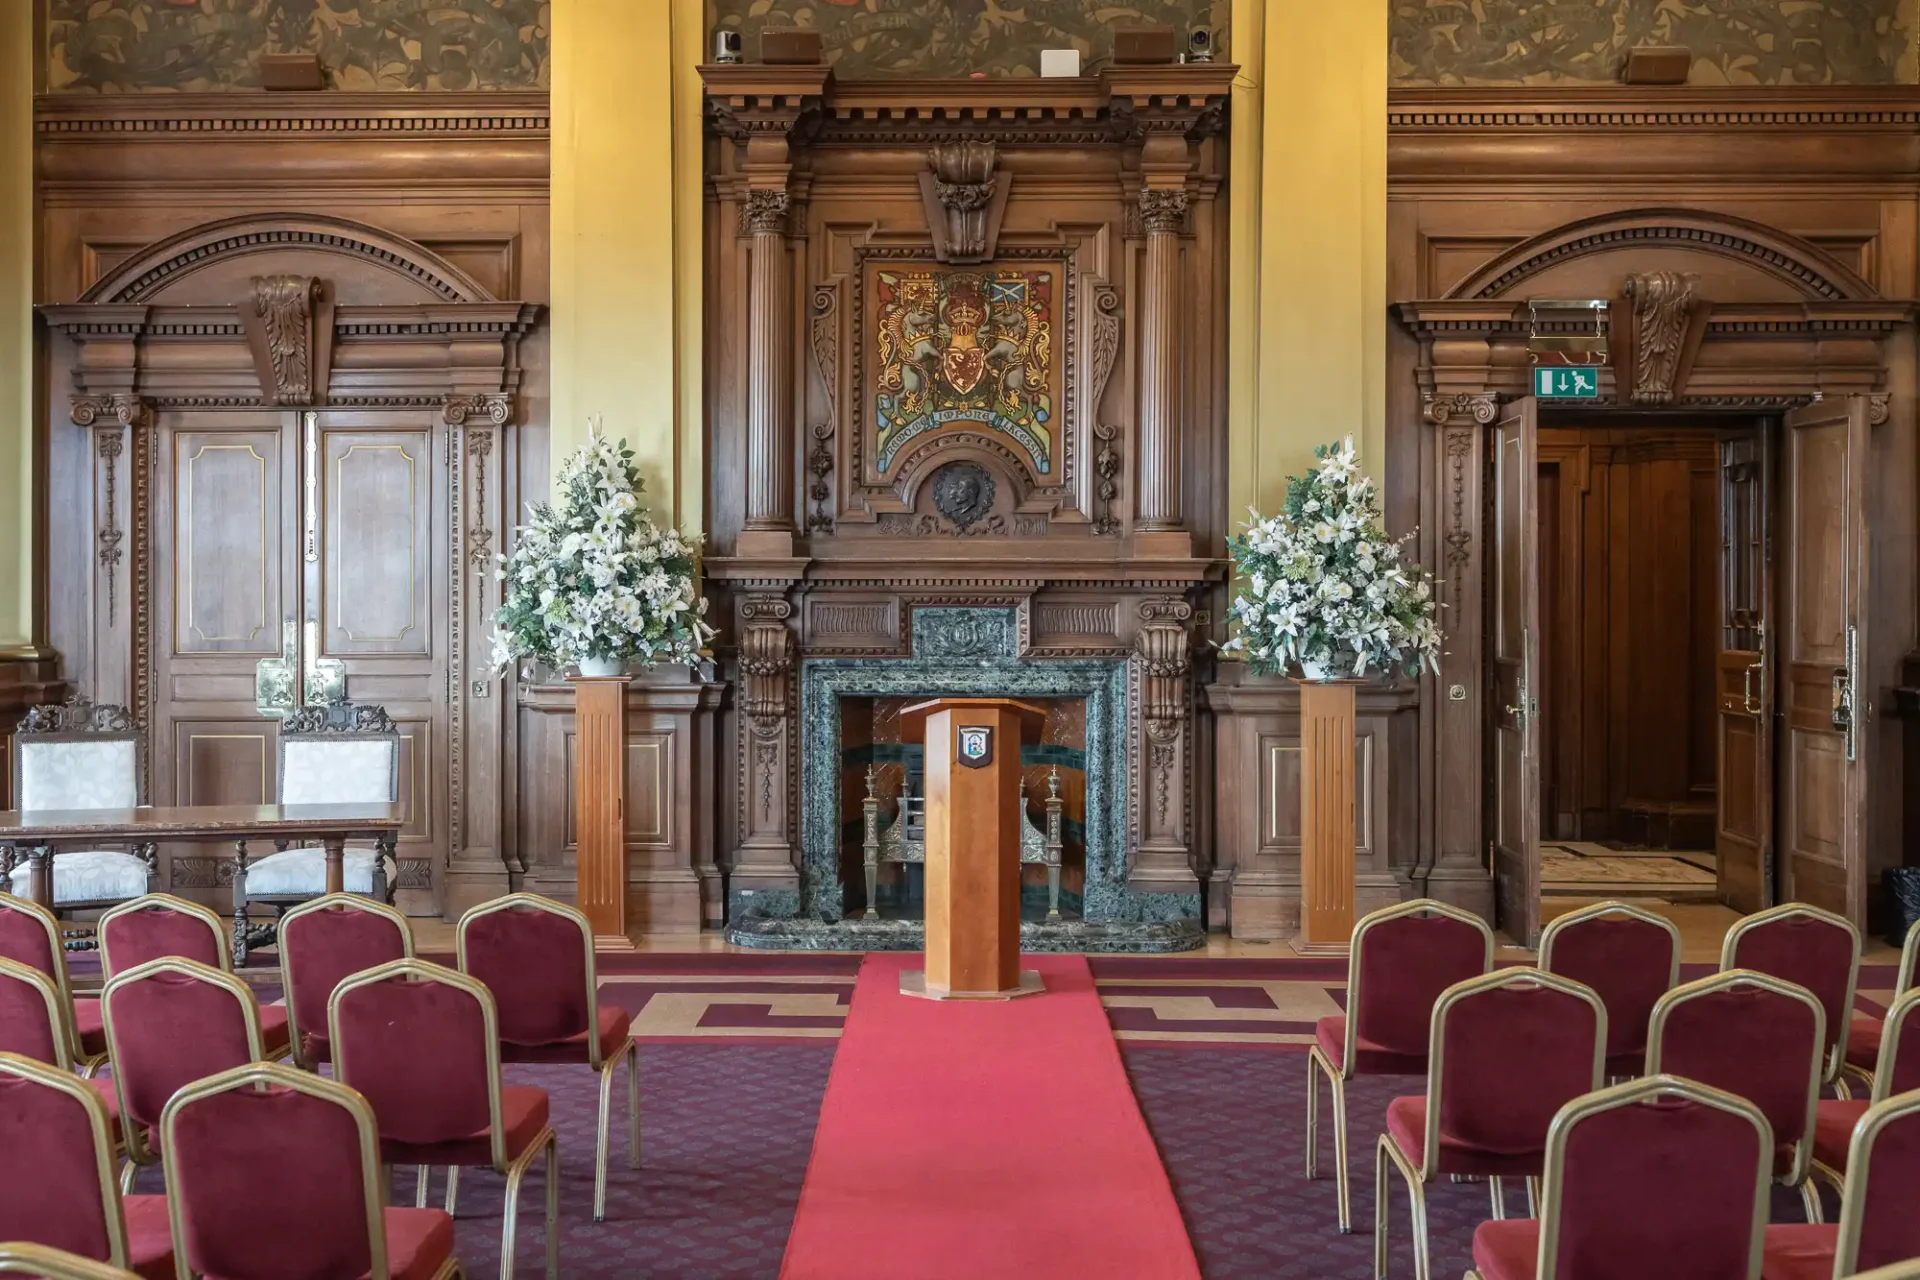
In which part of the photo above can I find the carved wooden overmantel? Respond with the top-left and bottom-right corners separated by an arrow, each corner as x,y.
700,65 -> 1235,925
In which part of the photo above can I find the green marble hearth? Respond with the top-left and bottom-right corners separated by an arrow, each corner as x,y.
723,607 -> 1203,953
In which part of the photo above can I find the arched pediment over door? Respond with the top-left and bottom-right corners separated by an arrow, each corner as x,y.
40,212 -> 542,925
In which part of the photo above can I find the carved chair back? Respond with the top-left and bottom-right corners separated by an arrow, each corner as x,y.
10,695 -> 141,813
276,702 -> 399,808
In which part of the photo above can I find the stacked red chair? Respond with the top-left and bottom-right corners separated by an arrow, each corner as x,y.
1374,969 -> 1606,1280
1465,1075 -> 1772,1280
329,958 -> 559,1278
1723,903 -> 1861,1098
0,1053 -> 173,1278
1762,1088 -> 1920,1278
1846,919 -> 1919,1095
1307,899 -> 1494,1232
0,896 -> 106,1076
1647,969 -> 1826,1221
458,893 -> 638,1222
1538,900 -> 1680,1080
99,957 -> 273,1181
98,895 -> 290,1060
277,893 -> 414,1071
1811,986 -> 1920,1196
158,1061 -> 463,1280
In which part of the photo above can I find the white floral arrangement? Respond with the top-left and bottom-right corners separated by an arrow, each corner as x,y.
490,427 -> 715,673
1222,436 -> 1441,680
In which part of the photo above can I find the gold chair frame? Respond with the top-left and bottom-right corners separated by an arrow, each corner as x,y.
1306,898 -> 1494,1234
159,1061 -> 462,1280
0,1243 -> 140,1280
96,894 -> 232,980
0,896 -> 106,1076
1647,968 -> 1826,1222
1721,901 -> 1860,1095
1813,985 -> 1920,1201
1855,1265 -> 1920,1280
0,1052 -> 140,1272
1831,1087 -> 1920,1275
277,893 -> 415,1073
0,957 -> 83,1074
1462,1074 -> 1772,1280
99,956 -> 268,1177
457,892 -> 638,1224
1538,900 -> 1682,1029
329,958 -> 559,1280
1374,967 -> 1606,1280
1845,918 -> 1920,1096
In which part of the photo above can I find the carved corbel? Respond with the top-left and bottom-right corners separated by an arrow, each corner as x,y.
919,141 -> 1011,264
1622,271 -> 1706,405
1868,393 -> 1892,426
239,275 -> 333,406
738,596 -> 796,722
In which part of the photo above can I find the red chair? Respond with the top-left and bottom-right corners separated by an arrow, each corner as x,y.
1374,969 -> 1605,1280
1761,1089 -> 1920,1279
1811,986 -> 1920,1196
0,1053 -> 173,1279
0,959 -> 121,1133
1846,918 -> 1919,1094
0,1243 -> 142,1279
458,893 -> 637,1222
0,895 -> 106,1076
1538,900 -> 1680,1080
330,959 -> 559,1279
1648,969 -> 1826,1222
159,1061 -> 463,1280
278,893 -> 413,1071
1723,903 -> 1861,1096
1308,899 -> 1493,1233
100,894 -> 290,1060
100,957 -> 272,1180
1466,1075 -> 1772,1280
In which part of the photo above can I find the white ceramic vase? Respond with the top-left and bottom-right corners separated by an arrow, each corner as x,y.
576,654 -> 626,678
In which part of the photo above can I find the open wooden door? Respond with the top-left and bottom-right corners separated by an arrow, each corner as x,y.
1491,397 -> 1542,945
1780,396 -> 1870,926
1716,431 -> 1772,912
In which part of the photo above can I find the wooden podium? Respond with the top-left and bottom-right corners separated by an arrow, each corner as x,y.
897,697 -> 1048,1000
570,674 -> 635,950
1293,679 -> 1359,956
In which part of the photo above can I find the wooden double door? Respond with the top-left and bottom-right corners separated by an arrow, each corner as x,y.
147,406 -> 449,909
1490,396 -> 1872,942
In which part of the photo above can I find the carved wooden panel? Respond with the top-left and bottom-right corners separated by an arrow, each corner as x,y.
173,720 -> 274,806
322,429 -> 431,656
173,432 -> 282,655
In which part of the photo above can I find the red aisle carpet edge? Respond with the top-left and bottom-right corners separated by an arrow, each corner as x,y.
779,952 -> 1200,1280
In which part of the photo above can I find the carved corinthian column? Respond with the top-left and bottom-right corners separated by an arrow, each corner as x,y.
1135,187 -> 1190,555
742,188 -> 794,553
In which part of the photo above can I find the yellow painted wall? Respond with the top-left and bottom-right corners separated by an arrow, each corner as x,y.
1227,0 -> 1386,519
549,0 -> 705,531
0,3 -> 33,651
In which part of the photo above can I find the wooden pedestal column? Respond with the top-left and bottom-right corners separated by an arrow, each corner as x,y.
898,697 -> 1048,999
571,674 -> 635,949
1294,679 -> 1359,956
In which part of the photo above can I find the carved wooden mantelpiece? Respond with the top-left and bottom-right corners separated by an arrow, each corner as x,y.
701,66 -> 1234,928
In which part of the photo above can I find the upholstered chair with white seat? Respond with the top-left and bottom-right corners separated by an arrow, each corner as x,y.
0,697 -> 153,945
230,702 -> 399,965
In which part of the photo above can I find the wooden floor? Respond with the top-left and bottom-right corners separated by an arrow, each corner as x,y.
410,899 -> 1901,966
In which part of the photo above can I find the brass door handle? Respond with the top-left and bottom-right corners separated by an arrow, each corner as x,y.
1743,662 -> 1763,715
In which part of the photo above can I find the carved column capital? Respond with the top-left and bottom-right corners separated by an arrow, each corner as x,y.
740,188 -> 792,236
70,394 -> 149,429
1138,188 -> 1191,234
443,392 -> 512,426
1422,391 -> 1500,426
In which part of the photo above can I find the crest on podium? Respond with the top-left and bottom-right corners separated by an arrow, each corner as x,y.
957,724 -> 993,769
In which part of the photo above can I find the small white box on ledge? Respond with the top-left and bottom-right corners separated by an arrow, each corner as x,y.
1040,48 -> 1081,78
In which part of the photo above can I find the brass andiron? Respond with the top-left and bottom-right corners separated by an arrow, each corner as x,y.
862,759 -> 1066,920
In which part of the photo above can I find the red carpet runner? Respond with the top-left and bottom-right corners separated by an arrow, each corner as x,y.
780,952 -> 1200,1280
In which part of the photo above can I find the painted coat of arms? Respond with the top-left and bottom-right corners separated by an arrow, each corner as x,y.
956,725 -> 993,769
874,267 -> 1054,476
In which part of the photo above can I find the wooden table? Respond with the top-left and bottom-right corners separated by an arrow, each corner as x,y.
0,804 -> 406,909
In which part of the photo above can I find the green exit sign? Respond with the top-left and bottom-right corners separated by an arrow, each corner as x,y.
1535,366 -> 1601,398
